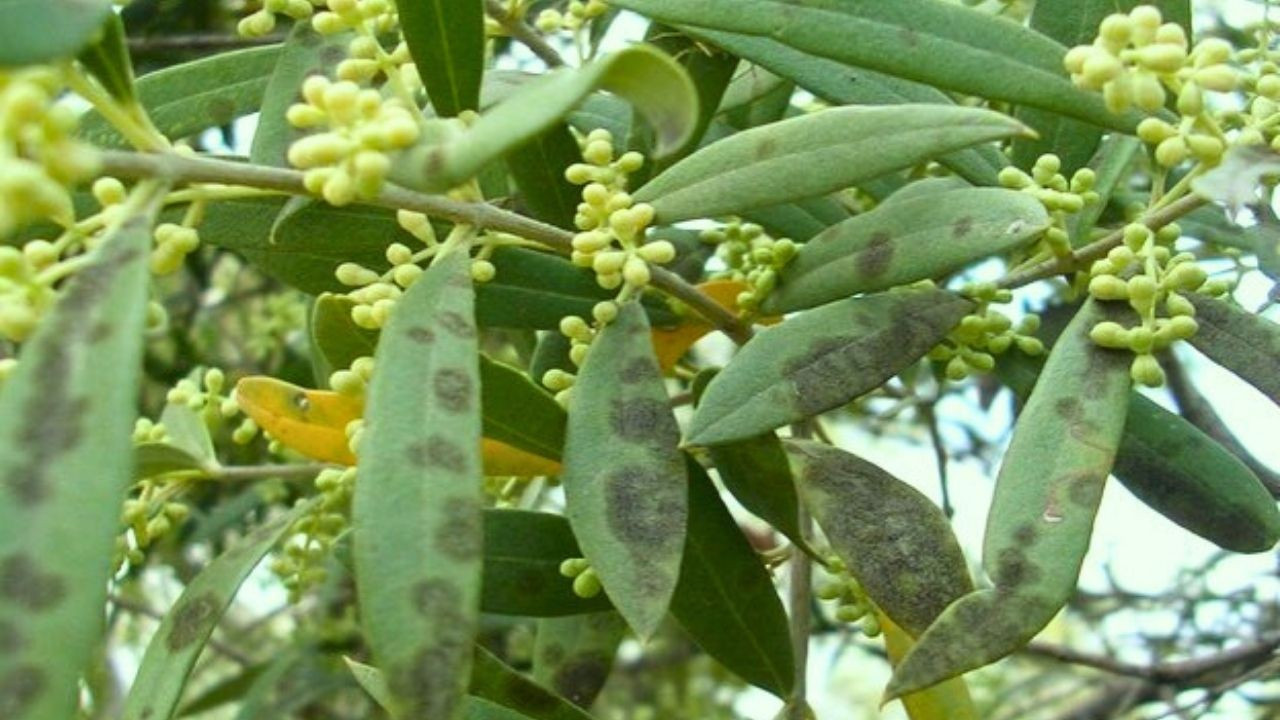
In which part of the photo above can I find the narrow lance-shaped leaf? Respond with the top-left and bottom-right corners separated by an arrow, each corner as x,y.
470,646 -> 595,720
398,0 -> 484,116
0,183 -> 164,720
77,13 -> 136,103
309,293 -> 378,386
634,105 -> 1030,224
0,0 -> 112,66
764,188 -> 1049,313
506,124 -> 583,228
533,612 -> 627,708
707,430 -> 815,556
1186,294 -> 1280,408
671,457 -> 794,697
561,301 -> 688,639
997,352 -> 1280,553
690,288 -> 972,446
887,299 -> 1131,699
610,0 -> 1143,132
480,510 -> 611,617
250,22 -> 351,167
353,249 -> 483,719
121,503 -> 310,720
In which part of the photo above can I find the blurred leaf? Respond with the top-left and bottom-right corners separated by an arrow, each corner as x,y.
611,0 -> 1142,132
650,279 -> 777,372
1186,294 -> 1280,407
353,250 -> 482,719
77,13 -> 136,103
1191,145 -> 1280,212
481,510 -> 611,616
399,0 -> 484,116
765,188 -> 1048,313
741,198 -> 851,243
120,505 -> 308,720
888,299 -> 1131,699
0,0 -> 112,66
634,105 -> 1029,223
159,401 -> 218,465
0,183 -> 164,720
1180,206 -> 1280,282
533,612 -> 626,708
250,22 -> 351,167
561,301 -> 687,639
133,442 -> 207,479
690,288 -> 971,446
671,458 -> 794,696
234,377 -> 361,465
176,663 -> 269,717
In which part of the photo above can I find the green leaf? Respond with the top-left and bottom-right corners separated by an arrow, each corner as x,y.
506,123 -> 582,228
1068,134 -> 1142,246
533,612 -> 626,708
561,301 -> 687,639
470,646 -> 594,720
309,293 -> 378,385
250,22 -> 351,167
77,13 -> 136,103
398,0 -> 484,116
120,505 -> 308,720
689,288 -> 972,446
344,657 -> 396,712
353,250 -> 483,719
887,299 -> 1131,700
690,28 -> 1005,185
789,441 -> 971,637
634,105 -> 1029,223
480,356 -> 566,461
0,0 -> 112,66
997,351 -> 1280,553
707,431 -> 813,554
133,443 -> 206,479
612,0 -> 1142,132
764,188 -> 1049,313
79,45 -> 281,148
0,183 -> 164,720
480,509 -> 611,616
1186,294 -> 1280,408
394,45 -> 698,192
672,458 -> 794,697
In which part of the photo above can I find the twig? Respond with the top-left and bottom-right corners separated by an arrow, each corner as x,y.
785,506 -> 813,719
922,402 -> 953,519
484,0 -> 566,67
204,464 -> 333,482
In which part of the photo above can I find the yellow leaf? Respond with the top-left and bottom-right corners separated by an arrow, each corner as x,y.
880,611 -> 979,720
234,377 -> 563,476
649,280 -> 780,373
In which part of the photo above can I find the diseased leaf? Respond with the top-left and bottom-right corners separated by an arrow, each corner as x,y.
533,612 -> 626,708
0,183 -> 164,720
611,0 -> 1142,132
398,0 -> 484,116
121,505 -> 309,720
250,22 -> 351,167
77,13 -> 135,103
672,458 -> 794,697
471,646 -> 594,720
887,299 -> 1131,699
0,0 -> 112,66
353,249 -> 483,719
765,188 -> 1049,313
788,441 -> 971,637
634,105 -> 1029,223
879,613 -> 979,720
689,288 -> 972,446
481,510 -> 611,617
1186,294 -> 1280,407
561,301 -> 688,639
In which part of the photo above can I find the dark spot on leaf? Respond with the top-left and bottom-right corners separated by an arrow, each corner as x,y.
406,435 -> 469,474
553,655 -> 610,708
900,27 -> 920,47
88,321 -> 113,344
604,466 -> 685,551
539,642 -> 566,667
0,621 -> 23,654
434,497 -> 482,560
608,398 -> 678,449
439,310 -> 476,339
754,136 -> 778,160
953,216 -> 974,239
0,554 -> 66,611
406,326 -> 435,344
0,665 -> 44,717
412,578 -> 461,618
855,231 -> 895,277
166,592 -> 220,652
433,368 -> 473,414
1012,523 -> 1037,546
619,356 -> 656,385
993,547 -> 1037,587
394,647 -> 466,719
1054,397 -> 1082,422
1065,471 -> 1102,508
320,44 -> 347,65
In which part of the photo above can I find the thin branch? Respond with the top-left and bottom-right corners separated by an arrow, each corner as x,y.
485,0 -> 566,67
785,506 -> 813,719
98,150 -> 757,345
204,464 -> 333,482
922,402 -> 953,519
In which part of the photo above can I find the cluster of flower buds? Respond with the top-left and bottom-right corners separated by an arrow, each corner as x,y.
0,243 -> 58,342
930,282 -> 1044,382
535,0 -> 608,33
1065,6 -> 1237,116
700,220 -> 796,312
312,0 -> 399,36
540,313 -> 602,407
1087,222 -> 1230,387
559,556 -> 603,599
567,130 -> 676,292
1227,40 -> 1280,150
114,486 -> 192,571
168,367 -> 243,431
998,154 -> 1097,258
273,467 -> 356,601
330,355 -> 376,399
287,76 -> 420,206
816,558 -> 881,638
336,31 -> 422,95
237,0 -> 324,37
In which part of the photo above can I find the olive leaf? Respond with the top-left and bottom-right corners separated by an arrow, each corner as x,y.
309,293 -> 378,386
352,249 -> 483,719
634,105 -> 1030,223
470,646 -> 595,720
707,431 -> 815,555
764,188 -> 1049,313
397,0 -> 484,116
887,299 -> 1131,700
689,288 -> 972,446
0,0 -> 112,66
879,613 -> 980,720
533,612 -> 627,708
478,355 -> 567,462
480,510 -> 611,617
0,183 -> 165,720
1186,293 -> 1280,408
561,301 -> 688,639
250,22 -> 351,168
77,13 -> 136,103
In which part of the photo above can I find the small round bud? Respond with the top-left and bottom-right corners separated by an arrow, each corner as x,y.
1089,275 -> 1130,301
583,139 -> 613,166
1137,118 -> 1177,145
336,262 -> 379,286
572,569 -> 603,598
1194,65 -> 1239,92
1090,321 -> 1131,349
1130,353 -> 1165,387
470,260 -> 496,283
592,301 -> 619,324
623,256 -> 651,287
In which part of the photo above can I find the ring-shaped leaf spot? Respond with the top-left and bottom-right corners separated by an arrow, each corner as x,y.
481,510 -> 611,617
533,612 -> 626,707
764,189 -> 1049,313
393,45 -> 698,193
671,457 -> 794,697
1186,294 -> 1280,408
997,352 -> 1280,553
609,0 -> 1143,133
788,441 -> 972,636
689,288 -> 973,446
397,0 -> 484,117
561,301 -> 688,639
886,299 -> 1131,700
0,0 -> 112,66
0,182 -> 165,720
353,250 -> 483,720
120,504 -> 310,720
634,105 -> 1029,224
